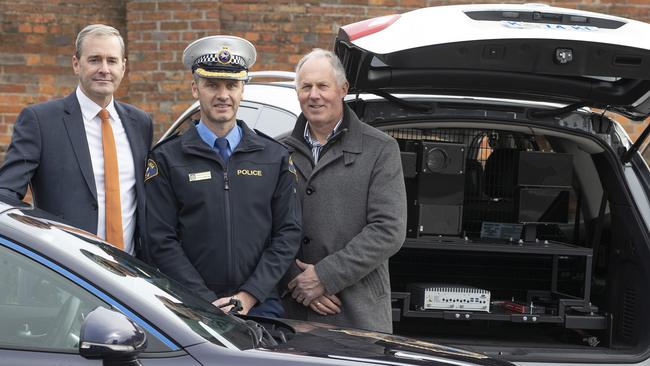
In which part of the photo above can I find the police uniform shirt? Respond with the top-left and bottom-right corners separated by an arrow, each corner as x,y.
196,121 -> 242,155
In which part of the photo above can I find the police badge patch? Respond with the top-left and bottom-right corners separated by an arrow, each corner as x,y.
144,159 -> 159,182
288,155 -> 297,180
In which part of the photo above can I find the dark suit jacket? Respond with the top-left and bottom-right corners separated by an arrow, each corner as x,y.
0,92 -> 153,257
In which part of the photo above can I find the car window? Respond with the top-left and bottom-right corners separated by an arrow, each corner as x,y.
254,105 -> 297,139
0,244 -> 108,353
238,102 -> 297,139
236,102 -> 262,127
57,230 -> 255,350
0,240 -> 175,354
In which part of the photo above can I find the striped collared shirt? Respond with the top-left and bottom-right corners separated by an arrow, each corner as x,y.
303,119 -> 342,163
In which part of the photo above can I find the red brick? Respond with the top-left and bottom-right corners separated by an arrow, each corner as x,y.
174,11 -> 205,20
159,42 -> 188,51
130,22 -> 158,31
0,84 -> 26,93
161,21 -> 190,31
159,2 -> 190,11
134,42 -> 158,51
0,103 -> 24,114
39,83 -> 57,94
142,11 -> 172,21
127,2 -> 158,11
221,4 -> 250,12
160,82 -> 189,93
140,51 -> 176,62
33,24 -> 47,34
190,20 -> 220,30
369,0 -> 399,5
160,61 -> 185,70
126,12 -> 142,22
129,62 -> 161,72
130,83 -> 158,92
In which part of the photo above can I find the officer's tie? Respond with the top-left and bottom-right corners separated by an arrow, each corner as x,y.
216,138 -> 230,164
99,108 -> 124,249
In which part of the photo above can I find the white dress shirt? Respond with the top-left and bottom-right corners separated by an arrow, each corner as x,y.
76,86 -> 137,254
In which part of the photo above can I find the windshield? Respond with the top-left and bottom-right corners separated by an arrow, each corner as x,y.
6,208 -> 255,350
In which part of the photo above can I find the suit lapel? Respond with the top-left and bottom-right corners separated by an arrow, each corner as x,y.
62,93 -> 97,200
311,144 -> 342,177
115,102 -> 145,185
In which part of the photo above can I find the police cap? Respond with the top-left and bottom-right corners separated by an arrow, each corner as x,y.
182,35 -> 256,81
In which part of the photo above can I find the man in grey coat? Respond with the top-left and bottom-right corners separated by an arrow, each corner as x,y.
283,49 -> 407,333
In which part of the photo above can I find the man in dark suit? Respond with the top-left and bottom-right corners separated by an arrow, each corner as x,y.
0,24 -> 152,258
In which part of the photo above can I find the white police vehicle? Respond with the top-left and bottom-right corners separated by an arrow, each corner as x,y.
168,4 -> 650,366
163,71 -> 300,142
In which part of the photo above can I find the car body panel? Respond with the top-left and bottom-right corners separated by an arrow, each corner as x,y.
344,4 -> 649,55
0,201 -> 513,366
335,3 -> 650,119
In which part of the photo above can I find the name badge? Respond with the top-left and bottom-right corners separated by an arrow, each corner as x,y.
189,171 -> 212,182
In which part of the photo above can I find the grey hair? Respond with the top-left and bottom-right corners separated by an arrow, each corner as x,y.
295,48 -> 347,87
75,24 -> 125,59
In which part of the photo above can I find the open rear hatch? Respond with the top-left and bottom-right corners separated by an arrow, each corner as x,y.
335,4 -> 650,121
334,4 -> 650,364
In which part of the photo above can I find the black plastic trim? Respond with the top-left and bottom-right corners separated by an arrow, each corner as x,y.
464,10 -> 625,29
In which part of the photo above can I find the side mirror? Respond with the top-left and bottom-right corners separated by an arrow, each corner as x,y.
79,306 -> 147,365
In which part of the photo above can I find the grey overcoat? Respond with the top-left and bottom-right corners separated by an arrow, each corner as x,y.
283,104 -> 407,333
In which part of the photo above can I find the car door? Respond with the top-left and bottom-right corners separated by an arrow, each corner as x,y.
0,241 -> 199,365
0,242 -> 104,365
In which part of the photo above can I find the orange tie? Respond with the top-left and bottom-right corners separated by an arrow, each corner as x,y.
99,108 -> 124,249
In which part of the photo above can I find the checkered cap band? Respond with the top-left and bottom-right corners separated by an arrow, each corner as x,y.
194,53 -> 247,69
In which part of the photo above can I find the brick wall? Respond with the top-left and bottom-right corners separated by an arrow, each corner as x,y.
0,0 -> 127,153
1,0 -> 650,157
126,0 -> 222,136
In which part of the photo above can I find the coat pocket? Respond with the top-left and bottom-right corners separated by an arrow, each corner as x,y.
362,270 -> 387,300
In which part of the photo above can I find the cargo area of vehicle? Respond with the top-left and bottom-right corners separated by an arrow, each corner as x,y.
378,121 -> 650,362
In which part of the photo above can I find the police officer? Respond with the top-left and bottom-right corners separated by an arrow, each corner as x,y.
145,35 -> 301,317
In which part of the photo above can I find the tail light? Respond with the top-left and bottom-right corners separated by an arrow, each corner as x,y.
341,14 -> 401,41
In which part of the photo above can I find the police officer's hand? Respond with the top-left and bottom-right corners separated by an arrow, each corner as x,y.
288,259 -> 326,306
213,291 -> 257,315
310,294 -> 341,316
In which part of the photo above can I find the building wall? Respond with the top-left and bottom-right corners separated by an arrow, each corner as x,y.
1,0 -> 650,159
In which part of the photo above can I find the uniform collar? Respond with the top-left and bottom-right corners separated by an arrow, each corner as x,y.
182,120 -> 264,157
196,121 -> 242,151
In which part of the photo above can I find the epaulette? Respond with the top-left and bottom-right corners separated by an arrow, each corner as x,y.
254,129 -> 289,149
